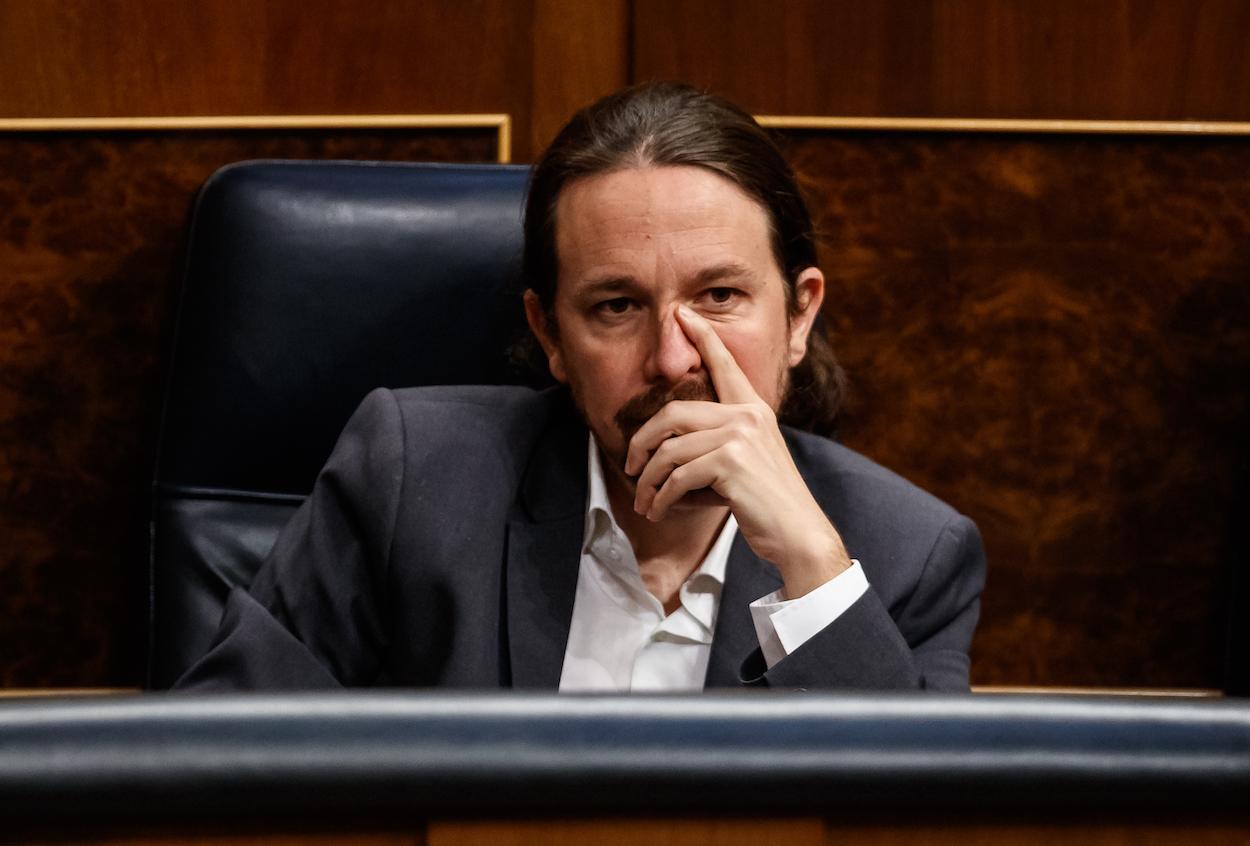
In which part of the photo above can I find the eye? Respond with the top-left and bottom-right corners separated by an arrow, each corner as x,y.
701,287 -> 740,308
593,297 -> 637,318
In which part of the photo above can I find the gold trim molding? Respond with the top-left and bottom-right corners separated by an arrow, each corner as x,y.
0,113 -> 513,163
758,115 -> 1250,136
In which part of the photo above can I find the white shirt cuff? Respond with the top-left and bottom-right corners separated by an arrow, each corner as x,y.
748,560 -> 869,670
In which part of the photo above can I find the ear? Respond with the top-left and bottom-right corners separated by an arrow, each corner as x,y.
523,289 -> 568,383
787,267 -> 825,367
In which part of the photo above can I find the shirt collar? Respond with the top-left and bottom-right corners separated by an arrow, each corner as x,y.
583,435 -> 736,589
584,435 -> 615,539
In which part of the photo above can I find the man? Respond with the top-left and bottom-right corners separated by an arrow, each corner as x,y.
177,82 -> 985,691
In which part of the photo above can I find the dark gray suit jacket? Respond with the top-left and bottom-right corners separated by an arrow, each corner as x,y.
177,385 -> 986,691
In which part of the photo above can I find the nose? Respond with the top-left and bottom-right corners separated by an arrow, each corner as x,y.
644,307 -> 703,384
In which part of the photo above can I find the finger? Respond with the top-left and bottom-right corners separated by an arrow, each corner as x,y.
675,304 -> 758,404
624,399 -> 724,476
633,428 -> 730,514
647,451 -> 725,521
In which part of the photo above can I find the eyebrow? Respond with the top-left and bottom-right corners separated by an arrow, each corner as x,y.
575,276 -> 643,299
693,262 -> 754,285
576,262 -> 755,297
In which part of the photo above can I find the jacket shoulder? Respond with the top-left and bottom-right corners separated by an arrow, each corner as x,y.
365,385 -> 562,496
786,429 -> 956,516
378,384 -> 554,439
389,383 -> 548,413
783,428 -> 970,568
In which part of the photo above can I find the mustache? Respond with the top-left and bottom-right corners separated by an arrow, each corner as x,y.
614,375 -> 718,450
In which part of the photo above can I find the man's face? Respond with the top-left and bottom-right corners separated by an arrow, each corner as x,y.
525,165 -> 822,477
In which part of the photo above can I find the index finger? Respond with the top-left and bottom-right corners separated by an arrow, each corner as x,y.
675,305 -> 758,404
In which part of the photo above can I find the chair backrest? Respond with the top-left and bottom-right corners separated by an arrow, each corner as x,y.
149,160 -> 531,687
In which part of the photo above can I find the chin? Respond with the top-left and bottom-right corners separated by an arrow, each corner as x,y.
591,433 -> 631,478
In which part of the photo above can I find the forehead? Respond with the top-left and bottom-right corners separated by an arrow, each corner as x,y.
552,165 -> 776,284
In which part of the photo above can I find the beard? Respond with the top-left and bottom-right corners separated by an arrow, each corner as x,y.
612,374 -> 719,473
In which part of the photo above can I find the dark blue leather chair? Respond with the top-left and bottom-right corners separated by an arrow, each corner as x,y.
148,161 -> 531,687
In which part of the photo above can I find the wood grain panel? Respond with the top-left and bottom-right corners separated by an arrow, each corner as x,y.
0,126 -> 499,687
531,0 -> 630,156
776,127 -> 1250,686
430,819 -> 825,846
0,1 -> 536,152
634,0 -> 1250,120
12,833 -> 422,846
827,818 -> 1250,846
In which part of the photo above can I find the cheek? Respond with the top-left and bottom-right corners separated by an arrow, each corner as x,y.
562,337 -> 642,409
720,328 -> 788,394
569,336 -> 628,376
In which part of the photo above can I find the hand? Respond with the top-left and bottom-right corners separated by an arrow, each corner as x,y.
624,305 -> 853,598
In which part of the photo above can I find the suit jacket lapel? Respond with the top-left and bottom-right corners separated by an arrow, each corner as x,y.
504,395 -> 587,689
704,533 -> 783,687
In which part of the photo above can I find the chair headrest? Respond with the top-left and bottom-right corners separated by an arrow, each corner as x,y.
157,160 -> 532,495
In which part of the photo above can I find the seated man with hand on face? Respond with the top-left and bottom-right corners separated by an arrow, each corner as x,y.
177,82 -> 986,692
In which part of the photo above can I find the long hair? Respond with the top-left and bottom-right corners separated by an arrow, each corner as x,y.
521,81 -> 844,436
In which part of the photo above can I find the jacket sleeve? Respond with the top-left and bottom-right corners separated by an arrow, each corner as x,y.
174,388 -> 405,690
743,513 -> 986,691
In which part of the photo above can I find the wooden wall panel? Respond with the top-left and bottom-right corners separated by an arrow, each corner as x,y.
0,0 -> 631,162
778,127 -> 1250,686
0,0 -> 530,112
0,126 -> 500,687
1,0 -> 529,160
531,0 -> 630,156
633,0 -> 1250,121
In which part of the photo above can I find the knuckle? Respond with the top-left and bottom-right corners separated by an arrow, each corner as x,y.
748,403 -> 771,425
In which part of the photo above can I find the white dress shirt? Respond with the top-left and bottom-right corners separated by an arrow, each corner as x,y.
559,437 -> 868,692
